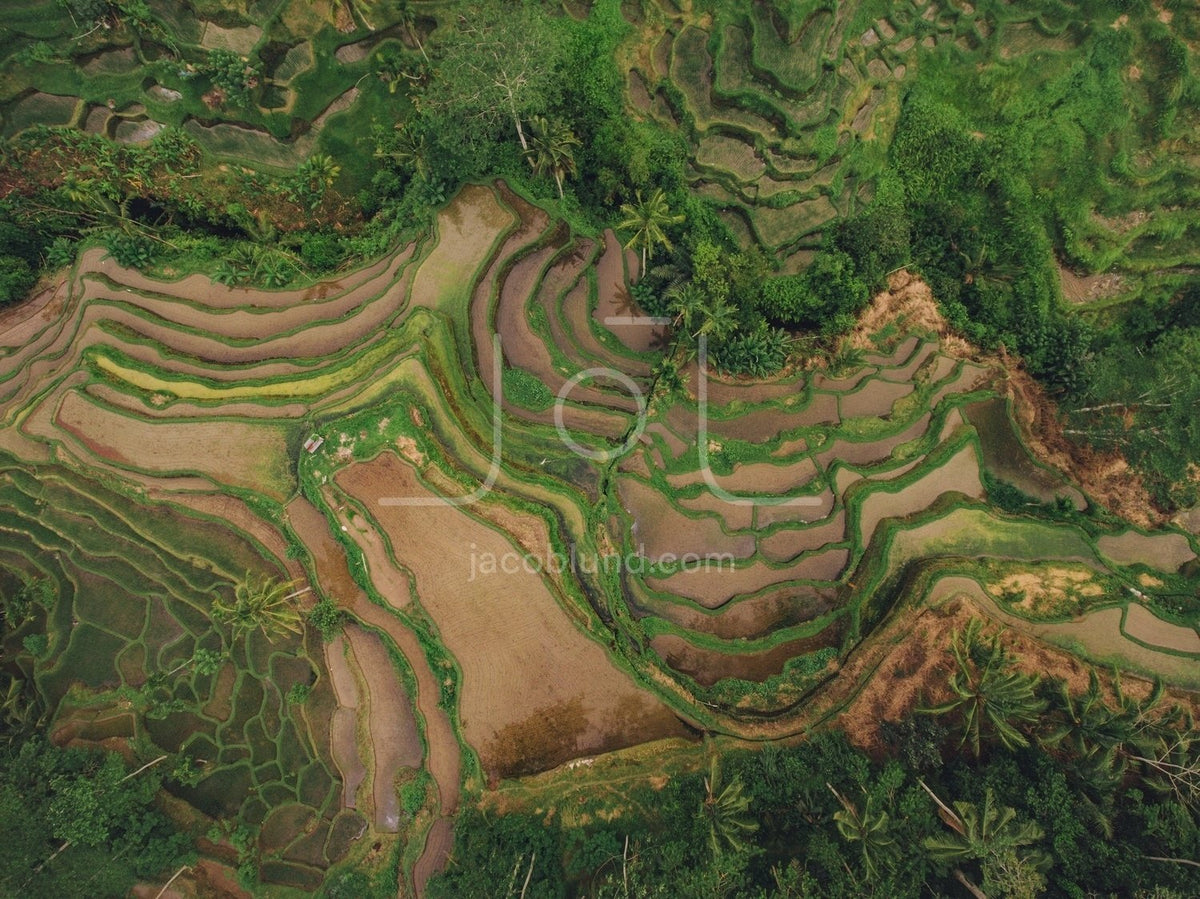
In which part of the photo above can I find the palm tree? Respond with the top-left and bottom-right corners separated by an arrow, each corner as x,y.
379,124 -> 430,181
958,238 -> 1020,290
298,153 -> 341,194
1043,669 -> 1145,758
525,116 -> 580,199
394,0 -> 430,63
1129,720 -> 1200,811
211,573 -> 308,643
651,356 -> 686,399
921,618 -> 1046,757
666,281 -> 706,335
700,755 -> 759,856
0,674 -> 44,740
617,188 -> 684,277
695,298 -> 738,342
922,784 -> 1050,899
827,783 -> 896,878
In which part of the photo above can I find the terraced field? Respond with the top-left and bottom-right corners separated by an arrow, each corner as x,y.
619,0 -> 1200,272
0,0 -> 411,192
2,182 -> 1197,892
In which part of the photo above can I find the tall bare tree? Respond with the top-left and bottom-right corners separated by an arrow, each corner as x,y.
424,2 -> 562,152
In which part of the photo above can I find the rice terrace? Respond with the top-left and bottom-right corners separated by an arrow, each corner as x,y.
0,0 -> 1199,897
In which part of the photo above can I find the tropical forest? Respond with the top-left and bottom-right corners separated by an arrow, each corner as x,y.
0,0 -> 1198,896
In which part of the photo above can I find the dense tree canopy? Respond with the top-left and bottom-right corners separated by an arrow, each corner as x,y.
0,739 -> 192,898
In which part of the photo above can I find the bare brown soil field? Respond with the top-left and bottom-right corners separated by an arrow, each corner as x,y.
71,305 -> 314,378
1096,530 -> 1197,572
336,453 -> 690,779
91,247 -> 411,343
773,436 -> 811,457
558,259 -> 654,377
815,414 -> 931,469
469,201 -> 553,394
324,636 -> 367,811
76,270 -> 397,345
618,477 -> 756,560
855,442 -> 984,548
647,547 -> 850,608
651,625 -> 841,686
493,241 -> 566,377
344,624 -> 423,832
538,240 -> 600,368
691,366 -> 805,406
644,420 -> 691,461
413,817 -> 455,898
758,513 -> 848,563
54,390 -> 294,499
410,184 -> 516,310
838,378 -> 914,418
927,362 -> 992,410
1123,603 -> 1200,654
331,505 -> 413,609
666,455 -> 819,495
812,367 -> 877,393
874,338 -> 935,380
700,394 -> 841,441
675,490 -> 756,532
0,278 -> 67,348
492,238 -> 640,424
288,494 -> 463,884
592,231 -> 663,353
618,449 -> 653,478
754,489 -> 837,528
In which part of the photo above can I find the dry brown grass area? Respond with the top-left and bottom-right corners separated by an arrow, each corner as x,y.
988,567 -> 1103,617
850,270 -> 973,356
1003,364 -> 1161,527
831,595 -> 1163,755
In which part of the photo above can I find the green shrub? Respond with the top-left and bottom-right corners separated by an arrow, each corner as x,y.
299,232 -> 344,272
285,682 -> 312,705
760,249 -> 867,330
308,599 -> 342,641
44,237 -> 77,270
104,234 -> 155,270
714,321 -> 789,377
201,49 -> 262,106
0,256 -> 35,306
503,367 -> 554,411
400,770 -> 432,817
22,633 -> 48,658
